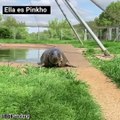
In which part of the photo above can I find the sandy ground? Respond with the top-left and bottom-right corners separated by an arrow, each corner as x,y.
0,43 -> 120,120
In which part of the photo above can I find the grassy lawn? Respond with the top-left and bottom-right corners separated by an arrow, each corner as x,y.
1,38 -> 120,50
1,38 -> 120,87
86,55 -> 120,88
84,41 -> 120,87
0,38 -> 105,48
0,66 -> 103,120
0,38 -> 82,48
1,38 -> 120,119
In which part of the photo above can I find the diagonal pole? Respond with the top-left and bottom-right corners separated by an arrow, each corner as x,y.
55,0 -> 84,45
63,0 -> 110,56
90,0 -> 105,11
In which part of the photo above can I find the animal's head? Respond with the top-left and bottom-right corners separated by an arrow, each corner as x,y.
49,49 -> 63,65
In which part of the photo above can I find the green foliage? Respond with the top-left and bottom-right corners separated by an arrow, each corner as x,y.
85,48 -> 95,55
48,18 -> 74,40
96,1 -> 120,26
88,56 -> 120,88
38,30 -> 51,40
0,27 -> 11,38
0,66 -> 103,120
85,41 -> 120,87
100,58 -> 120,87
103,41 -> 120,54
16,24 -> 28,39
87,21 -> 99,35
1,16 -> 28,39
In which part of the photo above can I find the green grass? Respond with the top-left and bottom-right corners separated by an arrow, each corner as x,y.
1,38 -> 120,87
0,66 -> 103,120
2,38 -> 120,51
1,39 -> 120,119
0,38 -> 108,48
87,56 -> 120,88
99,58 -> 120,87
79,40 -> 120,88
0,38 -> 82,48
85,45 -> 120,87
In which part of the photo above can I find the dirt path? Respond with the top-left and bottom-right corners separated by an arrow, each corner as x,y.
73,49 -> 120,120
64,47 -> 120,120
77,67 -> 120,120
0,44 -> 120,120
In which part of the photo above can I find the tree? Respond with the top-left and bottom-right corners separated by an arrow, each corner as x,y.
29,19 -> 75,40
2,16 -> 28,39
48,18 -> 73,40
96,1 -> 120,26
16,23 -> 28,39
0,27 -> 11,38
3,16 -> 19,39
49,18 -> 59,38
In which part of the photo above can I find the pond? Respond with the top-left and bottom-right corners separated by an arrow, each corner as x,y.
0,48 -> 46,63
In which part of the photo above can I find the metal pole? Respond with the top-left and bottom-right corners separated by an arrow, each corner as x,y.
90,0 -> 105,11
37,27 -> 40,40
60,29 -> 63,40
84,29 -> 87,41
64,0 -> 110,56
55,0 -> 84,45
114,27 -> 120,41
108,28 -> 112,40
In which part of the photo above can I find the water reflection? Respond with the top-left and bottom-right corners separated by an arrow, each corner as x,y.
0,48 -> 45,63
